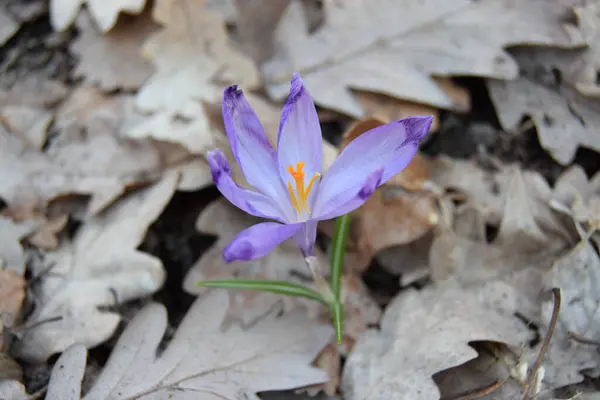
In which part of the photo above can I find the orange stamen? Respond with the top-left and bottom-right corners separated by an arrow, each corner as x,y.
286,161 -> 320,215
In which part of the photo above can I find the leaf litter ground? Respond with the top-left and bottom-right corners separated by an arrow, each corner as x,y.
3,1 -> 600,399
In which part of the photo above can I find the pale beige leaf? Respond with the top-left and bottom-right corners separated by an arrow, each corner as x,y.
0,86 -> 164,214
540,240 -> 600,387
0,9 -> 19,46
568,2 -> 600,97
342,284 -> 529,400
12,173 -> 178,362
488,47 -> 600,165
72,10 -> 157,90
45,291 -> 332,399
50,0 -> 147,32
0,217 -> 39,275
137,0 -> 259,117
0,105 -> 52,150
264,0 -> 583,117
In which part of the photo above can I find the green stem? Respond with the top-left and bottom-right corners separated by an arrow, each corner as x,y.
330,214 -> 351,301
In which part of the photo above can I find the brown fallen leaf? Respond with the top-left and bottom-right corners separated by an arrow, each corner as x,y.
26,215 -> 68,251
355,189 -> 439,268
0,269 -> 26,329
72,9 -> 157,90
50,0 -> 147,32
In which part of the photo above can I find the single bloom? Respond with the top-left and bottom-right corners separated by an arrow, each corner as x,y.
208,73 -> 432,263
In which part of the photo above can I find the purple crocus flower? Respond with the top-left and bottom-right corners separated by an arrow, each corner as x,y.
207,73 -> 432,263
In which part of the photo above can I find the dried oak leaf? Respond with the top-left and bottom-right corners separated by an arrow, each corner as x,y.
12,173 -> 177,363
552,165 -> 600,232
342,284 -> 530,400
136,0 -> 258,117
540,239 -> 600,388
72,10 -> 157,90
488,47 -> 600,165
263,0 -> 583,117
428,168 -> 599,391
50,0 -> 147,32
43,291 -> 332,399
0,86 -> 164,214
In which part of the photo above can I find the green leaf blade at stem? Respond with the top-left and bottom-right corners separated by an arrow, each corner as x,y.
330,214 -> 351,301
331,300 -> 344,344
196,279 -> 328,304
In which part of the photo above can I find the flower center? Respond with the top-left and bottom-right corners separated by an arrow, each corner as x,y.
286,161 -> 320,216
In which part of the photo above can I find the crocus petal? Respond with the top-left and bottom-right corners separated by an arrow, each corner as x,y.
277,73 -> 323,184
312,116 -> 432,219
294,220 -> 318,257
313,168 -> 383,221
223,222 -> 303,262
222,86 -> 290,207
208,149 -> 287,221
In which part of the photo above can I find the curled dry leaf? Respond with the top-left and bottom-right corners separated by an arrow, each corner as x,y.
342,284 -> 530,400
72,10 -> 157,90
43,291 -> 332,399
263,0 -> 583,116
50,0 -> 147,32
12,173 -> 178,363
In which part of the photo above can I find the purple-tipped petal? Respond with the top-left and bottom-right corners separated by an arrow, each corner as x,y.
294,220 -> 318,257
313,168 -> 383,221
312,116 -> 432,219
223,222 -> 303,262
222,86 -> 290,206
277,74 -> 323,185
208,149 -> 286,221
